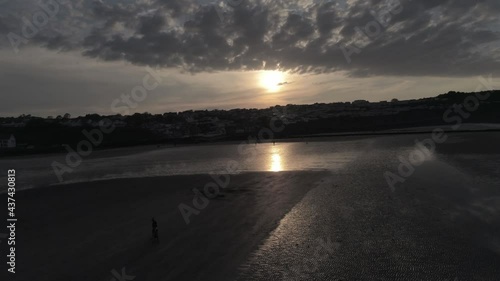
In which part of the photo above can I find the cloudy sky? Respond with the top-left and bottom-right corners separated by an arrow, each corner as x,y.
0,0 -> 499,117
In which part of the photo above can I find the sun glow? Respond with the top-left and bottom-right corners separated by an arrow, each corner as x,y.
259,71 -> 285,92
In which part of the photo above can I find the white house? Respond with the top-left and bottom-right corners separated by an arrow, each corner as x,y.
0,134 -> 16,148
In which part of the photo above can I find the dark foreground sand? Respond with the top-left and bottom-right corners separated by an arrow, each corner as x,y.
1,171 -> 330,281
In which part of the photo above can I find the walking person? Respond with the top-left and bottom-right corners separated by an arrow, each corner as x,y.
152,217 -> 159,243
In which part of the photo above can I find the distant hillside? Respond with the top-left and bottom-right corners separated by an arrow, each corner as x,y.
1,90 -> 499,155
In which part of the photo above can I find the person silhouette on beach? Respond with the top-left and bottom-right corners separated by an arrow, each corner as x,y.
152,217 -> 159,243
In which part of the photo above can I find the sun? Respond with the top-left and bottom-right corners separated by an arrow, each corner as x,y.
260,71 -> 285,92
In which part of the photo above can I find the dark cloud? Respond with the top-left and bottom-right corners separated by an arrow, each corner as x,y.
1,0 -> 499,77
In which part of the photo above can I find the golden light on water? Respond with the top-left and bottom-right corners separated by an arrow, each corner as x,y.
271,153 -> 283,172
269,145 -> 284,172
259,71 -> 285,92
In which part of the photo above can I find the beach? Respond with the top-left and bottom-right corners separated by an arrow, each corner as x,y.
1,132 -> 500,280
1,171 -> 330,281
2,0 -> 499,278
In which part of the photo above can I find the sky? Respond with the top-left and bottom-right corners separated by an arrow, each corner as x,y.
0,0 -> 499,117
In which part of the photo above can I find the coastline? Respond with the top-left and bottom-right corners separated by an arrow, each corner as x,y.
2,124 -> 500,159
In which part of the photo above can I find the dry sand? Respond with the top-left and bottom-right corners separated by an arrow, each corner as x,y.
1,171 -> 330,281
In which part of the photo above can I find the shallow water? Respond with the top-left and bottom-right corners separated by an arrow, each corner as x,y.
0,132 -> 499,192
0,138 -> 370,191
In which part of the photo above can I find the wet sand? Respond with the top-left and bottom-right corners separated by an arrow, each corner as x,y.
239,134 -> 500,280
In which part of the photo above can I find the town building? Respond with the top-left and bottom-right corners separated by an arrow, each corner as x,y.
0,134 -> 16,148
